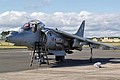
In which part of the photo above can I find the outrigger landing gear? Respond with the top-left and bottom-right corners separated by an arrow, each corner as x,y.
90,48 -> 93,63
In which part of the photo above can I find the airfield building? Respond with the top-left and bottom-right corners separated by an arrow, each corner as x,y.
92,37 -> 120,42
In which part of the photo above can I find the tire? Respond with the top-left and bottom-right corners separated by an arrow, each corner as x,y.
55,56 -> 65,62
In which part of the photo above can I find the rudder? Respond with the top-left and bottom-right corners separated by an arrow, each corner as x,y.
75,20 -> 85,37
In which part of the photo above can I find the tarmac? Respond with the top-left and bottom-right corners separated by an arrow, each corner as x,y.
0,48 -> 120,80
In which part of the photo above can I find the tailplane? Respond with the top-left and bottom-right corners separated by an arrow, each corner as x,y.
75,20 -> 85,37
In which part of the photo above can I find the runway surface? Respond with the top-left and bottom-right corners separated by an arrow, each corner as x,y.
0,48 -> 120,80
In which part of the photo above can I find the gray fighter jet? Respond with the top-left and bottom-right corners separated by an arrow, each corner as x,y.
5,20 -> 116,65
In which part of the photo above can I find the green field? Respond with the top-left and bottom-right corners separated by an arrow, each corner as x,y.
102,42 -> 120,47
0,40 -> 27,49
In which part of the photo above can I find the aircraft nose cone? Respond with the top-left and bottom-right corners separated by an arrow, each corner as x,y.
5,36 -> 9,42
5,31 -> 19,43
5,35 -> 12,42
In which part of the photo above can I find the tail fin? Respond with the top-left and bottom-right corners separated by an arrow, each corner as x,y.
75,20 -> 85,37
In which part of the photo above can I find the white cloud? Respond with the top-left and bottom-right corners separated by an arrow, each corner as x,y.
0,11 -> 120,37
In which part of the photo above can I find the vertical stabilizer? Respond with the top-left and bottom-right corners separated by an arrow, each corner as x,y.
75,20 -> 85,37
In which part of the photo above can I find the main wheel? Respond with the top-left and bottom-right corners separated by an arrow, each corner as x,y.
55,56 -> 65,62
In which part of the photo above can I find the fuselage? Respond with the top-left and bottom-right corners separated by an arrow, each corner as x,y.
5,20 -> 83,53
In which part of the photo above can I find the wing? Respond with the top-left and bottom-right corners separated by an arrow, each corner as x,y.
54,29 -> 116,50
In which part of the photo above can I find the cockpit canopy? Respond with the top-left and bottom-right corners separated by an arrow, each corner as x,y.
21,20 -> 45,32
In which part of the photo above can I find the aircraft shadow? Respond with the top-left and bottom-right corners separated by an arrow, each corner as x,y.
0,58 -> 120,73
51,58 -> 120,68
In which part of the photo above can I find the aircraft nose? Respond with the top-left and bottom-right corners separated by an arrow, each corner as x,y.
5,35 -> 13,42
5,36 -> 9,42
5,31 -> 24,46
5,31 -> 18,43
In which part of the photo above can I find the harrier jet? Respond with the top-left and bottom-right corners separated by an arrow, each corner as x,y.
5,20 -> 116,65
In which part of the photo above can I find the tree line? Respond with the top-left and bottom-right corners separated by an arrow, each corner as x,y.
0,31 -> 10,39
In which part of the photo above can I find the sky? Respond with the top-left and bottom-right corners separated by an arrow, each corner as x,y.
0,0 -> 120,37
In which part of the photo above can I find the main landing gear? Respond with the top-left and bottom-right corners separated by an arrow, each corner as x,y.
55,56 -> 65,62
